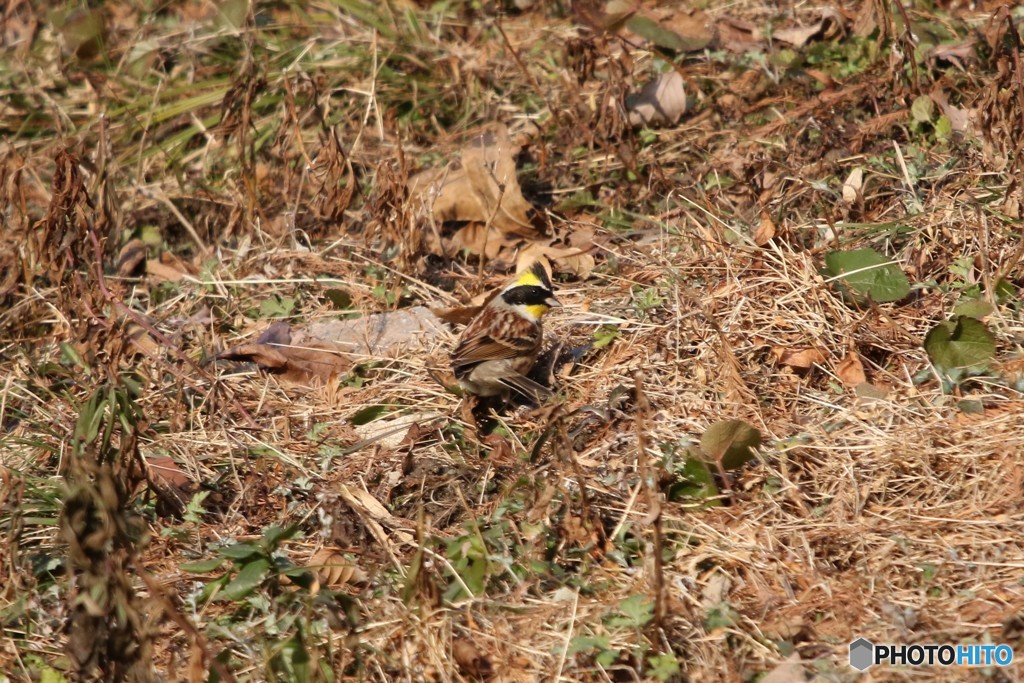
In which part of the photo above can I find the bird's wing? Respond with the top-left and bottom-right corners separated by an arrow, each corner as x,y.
451,332 -> 537,371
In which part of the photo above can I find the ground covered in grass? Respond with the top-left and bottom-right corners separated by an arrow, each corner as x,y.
3,1 -> 1024,681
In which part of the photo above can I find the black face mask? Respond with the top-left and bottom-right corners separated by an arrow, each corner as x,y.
502,285 -> 554,307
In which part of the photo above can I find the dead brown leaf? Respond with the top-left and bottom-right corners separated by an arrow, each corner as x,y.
760,613 -> 806,641
566,224 -> 596,249
450,223 -> 505,260
352,411 -> 442,450
772,347 -> 825,369
627,71 -> 687,128
146,455 -> 196,517
700,570 -> 731,608
481,432 -> 514,462
337,484 -> 414,544
517,241 -> 595,279
926,40 -> 978,71
836,350 -> 867,387
218,322 -> 350,385
841,167 -> 864,204
714,16 -> 762,52
146,251 -> 193,283
147,455 -> 194,492
760,653 -> 807,683
753,212 -> 776,246
126,321 -> 161,357
773,8 -> 845,48
408,124 -> 539,241
308,548 -> 367,589
930,88 -> 972,136
452,638 -> 493,680
218,338 -> 351,385
573,0 -> 638,34
648,7 -> 712,51
852,1 -> 879,37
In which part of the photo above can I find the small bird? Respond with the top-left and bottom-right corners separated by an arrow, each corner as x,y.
451,262 -> 561,401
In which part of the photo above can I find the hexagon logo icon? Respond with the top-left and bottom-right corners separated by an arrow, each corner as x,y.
849,638 -> 874,671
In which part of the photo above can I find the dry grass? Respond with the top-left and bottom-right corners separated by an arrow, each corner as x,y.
3,0 -> 1024,681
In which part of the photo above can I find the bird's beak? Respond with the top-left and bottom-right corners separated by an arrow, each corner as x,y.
546,295 -> 562,308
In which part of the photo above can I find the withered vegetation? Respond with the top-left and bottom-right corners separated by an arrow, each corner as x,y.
3,1 -> 1024,681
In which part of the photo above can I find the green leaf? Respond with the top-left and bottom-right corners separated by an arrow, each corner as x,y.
271,630 -> 312,683
280,564 -> 317,590
596,648 -> 620,667
567,634 -> 612,656
911,95 -> 934,123
705,603 -> 740,630
198,574 -> 230,602
140,224 -> 163,247
217,542 -> 263,561
824,248 -> 911,303
76,393 -> 106,446
40,666 -> 67,683
331,0 -> 396,38
592,325 -> 620,349
25,656 -> 67,683
261,524 -> 299,551
648,652 -> 681,681
221,557 -> 271,601
260,295 -> 295,318
626,15 -> 710,52
465,556 -> 488,595
667,454 -> 720,505
621,594 -> 654,626
31,553 -> 63,579
994,279 -> 1017,303
349,404 -> 392,426
59,342 -> 89,371
952,298 -> 993,319
605,595 -> 654,628
216,0 -> 249,29
184,490 -> 210,525
58,8 -> 106,60
181,557 -> 226,573
324,288 -> 352,310
924,316 -> 996,373
700,420 -> 761,470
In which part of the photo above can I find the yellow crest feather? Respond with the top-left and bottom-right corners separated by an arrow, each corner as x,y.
515,269 -> 543,287
515,261 -> 551,289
